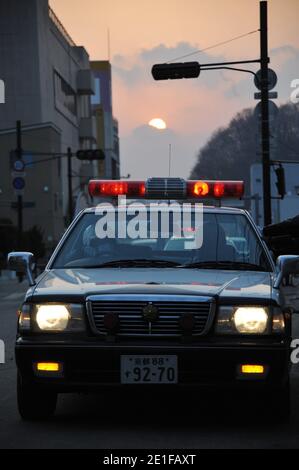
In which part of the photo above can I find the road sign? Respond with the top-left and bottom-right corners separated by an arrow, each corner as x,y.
13,159 -> 25,172
254,68 -> 277,91
11,171 -> 26,178
12,177 -> 25,191
254,91 -> 278,100
22,152 -> 33,168
254,100 -> 279,122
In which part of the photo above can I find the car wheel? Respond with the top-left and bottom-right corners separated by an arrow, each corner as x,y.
17,372 -> 57,421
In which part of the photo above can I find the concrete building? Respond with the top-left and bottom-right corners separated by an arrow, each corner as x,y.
91,61 -> 120,179
0,0 -> 98,253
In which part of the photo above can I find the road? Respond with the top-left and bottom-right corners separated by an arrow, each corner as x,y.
1,278 -> 299,449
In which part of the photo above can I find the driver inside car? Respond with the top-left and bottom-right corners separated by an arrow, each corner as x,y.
82,224 -> 116,258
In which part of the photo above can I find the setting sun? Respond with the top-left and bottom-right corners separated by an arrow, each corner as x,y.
148,118 -> 167,130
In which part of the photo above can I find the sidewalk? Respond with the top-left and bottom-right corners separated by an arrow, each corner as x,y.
0,273 -> 28,299
0,270 -> 16,282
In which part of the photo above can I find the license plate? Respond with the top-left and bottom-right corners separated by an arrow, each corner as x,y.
121,355 -> 178,384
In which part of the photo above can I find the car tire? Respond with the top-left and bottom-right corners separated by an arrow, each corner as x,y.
17,372 -> 57,421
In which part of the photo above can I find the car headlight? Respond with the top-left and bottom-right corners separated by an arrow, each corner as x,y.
36,305 -> 70,331
18,303 -> 85,333
215,305 -> 281,335
233,307 -> 268,334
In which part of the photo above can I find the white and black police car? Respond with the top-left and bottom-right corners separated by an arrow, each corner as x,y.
8,178 -> 299,420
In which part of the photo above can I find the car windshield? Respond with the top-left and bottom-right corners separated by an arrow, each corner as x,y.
52,210 -> 271,271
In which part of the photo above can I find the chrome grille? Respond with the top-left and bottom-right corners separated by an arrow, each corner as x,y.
88,295 -> 213,337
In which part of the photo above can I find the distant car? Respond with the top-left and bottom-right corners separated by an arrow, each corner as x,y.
8,178 -> 299,421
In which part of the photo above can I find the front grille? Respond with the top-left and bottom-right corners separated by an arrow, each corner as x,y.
88,295 -> 213,338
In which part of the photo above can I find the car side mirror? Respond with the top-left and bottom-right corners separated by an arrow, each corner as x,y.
7,252 -> 36,286
274,255 -> 299,289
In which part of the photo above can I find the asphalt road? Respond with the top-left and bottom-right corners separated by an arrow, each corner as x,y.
1,278 -> 299,449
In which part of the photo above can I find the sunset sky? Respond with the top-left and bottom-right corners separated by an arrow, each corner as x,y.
50,0 -> 299,178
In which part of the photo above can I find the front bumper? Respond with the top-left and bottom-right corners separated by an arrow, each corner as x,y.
15,340 -> 290,392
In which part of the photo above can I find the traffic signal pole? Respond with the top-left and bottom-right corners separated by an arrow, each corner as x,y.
16,120 -> 23,249
152,1 -> 272,226
12,146 -> 104,228
260,1 -> 272,225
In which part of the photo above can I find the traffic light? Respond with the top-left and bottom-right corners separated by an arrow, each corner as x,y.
152,62 -> 201,81
275,165 -> 286,199
76,149 -> 105,161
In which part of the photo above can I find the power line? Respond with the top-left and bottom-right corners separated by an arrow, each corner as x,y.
167,29 -> 259,63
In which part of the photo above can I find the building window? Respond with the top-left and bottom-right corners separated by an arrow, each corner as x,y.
54,72 -> 77,116
91,78 -> 101,105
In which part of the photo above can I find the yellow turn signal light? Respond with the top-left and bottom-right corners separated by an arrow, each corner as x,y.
36,362 -> 62,372
241,364 -> 265,374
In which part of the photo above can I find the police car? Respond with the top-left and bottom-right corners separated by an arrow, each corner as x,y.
7,177 -> 299,420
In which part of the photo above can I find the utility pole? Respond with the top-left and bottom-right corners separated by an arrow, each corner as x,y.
260,1 -> 271,226
16,120 -> 23,249
67,147 -> 73,224
152,1 -> 273,226
168,144 -> 172,177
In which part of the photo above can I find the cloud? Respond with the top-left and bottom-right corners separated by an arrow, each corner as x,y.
223,45 -> 299,103
112,42 -> 227,89
120,125 -> 204,179
112,42 -> 299,180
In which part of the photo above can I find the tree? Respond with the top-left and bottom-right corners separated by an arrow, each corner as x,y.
0,225 -> 45,268
190,103 -> 299,195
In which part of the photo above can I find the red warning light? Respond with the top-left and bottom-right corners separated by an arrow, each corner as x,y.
187,180 -> 244,199
189,181 -> 210,197
88,180 -> 146,198
213,182 -> 225,198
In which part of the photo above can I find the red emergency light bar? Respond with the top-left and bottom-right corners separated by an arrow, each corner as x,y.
187,180 -> 244,199
88,179 -> 244,199
88,180 -> 146,197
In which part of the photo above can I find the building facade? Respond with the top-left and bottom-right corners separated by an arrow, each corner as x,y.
91,61 -> 120,179
0,0 -> 98,253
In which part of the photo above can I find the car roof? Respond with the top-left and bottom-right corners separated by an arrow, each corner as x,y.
83,204 -> 246,215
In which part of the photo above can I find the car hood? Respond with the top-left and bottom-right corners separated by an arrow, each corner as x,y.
30,268 -> 274,302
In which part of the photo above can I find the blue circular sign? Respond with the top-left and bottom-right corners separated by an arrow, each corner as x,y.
13,177 -> 25,191
13,159 -> 25,172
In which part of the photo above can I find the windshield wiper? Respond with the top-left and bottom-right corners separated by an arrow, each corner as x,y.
88,259 -> 182,268
181,261 -> 267,271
